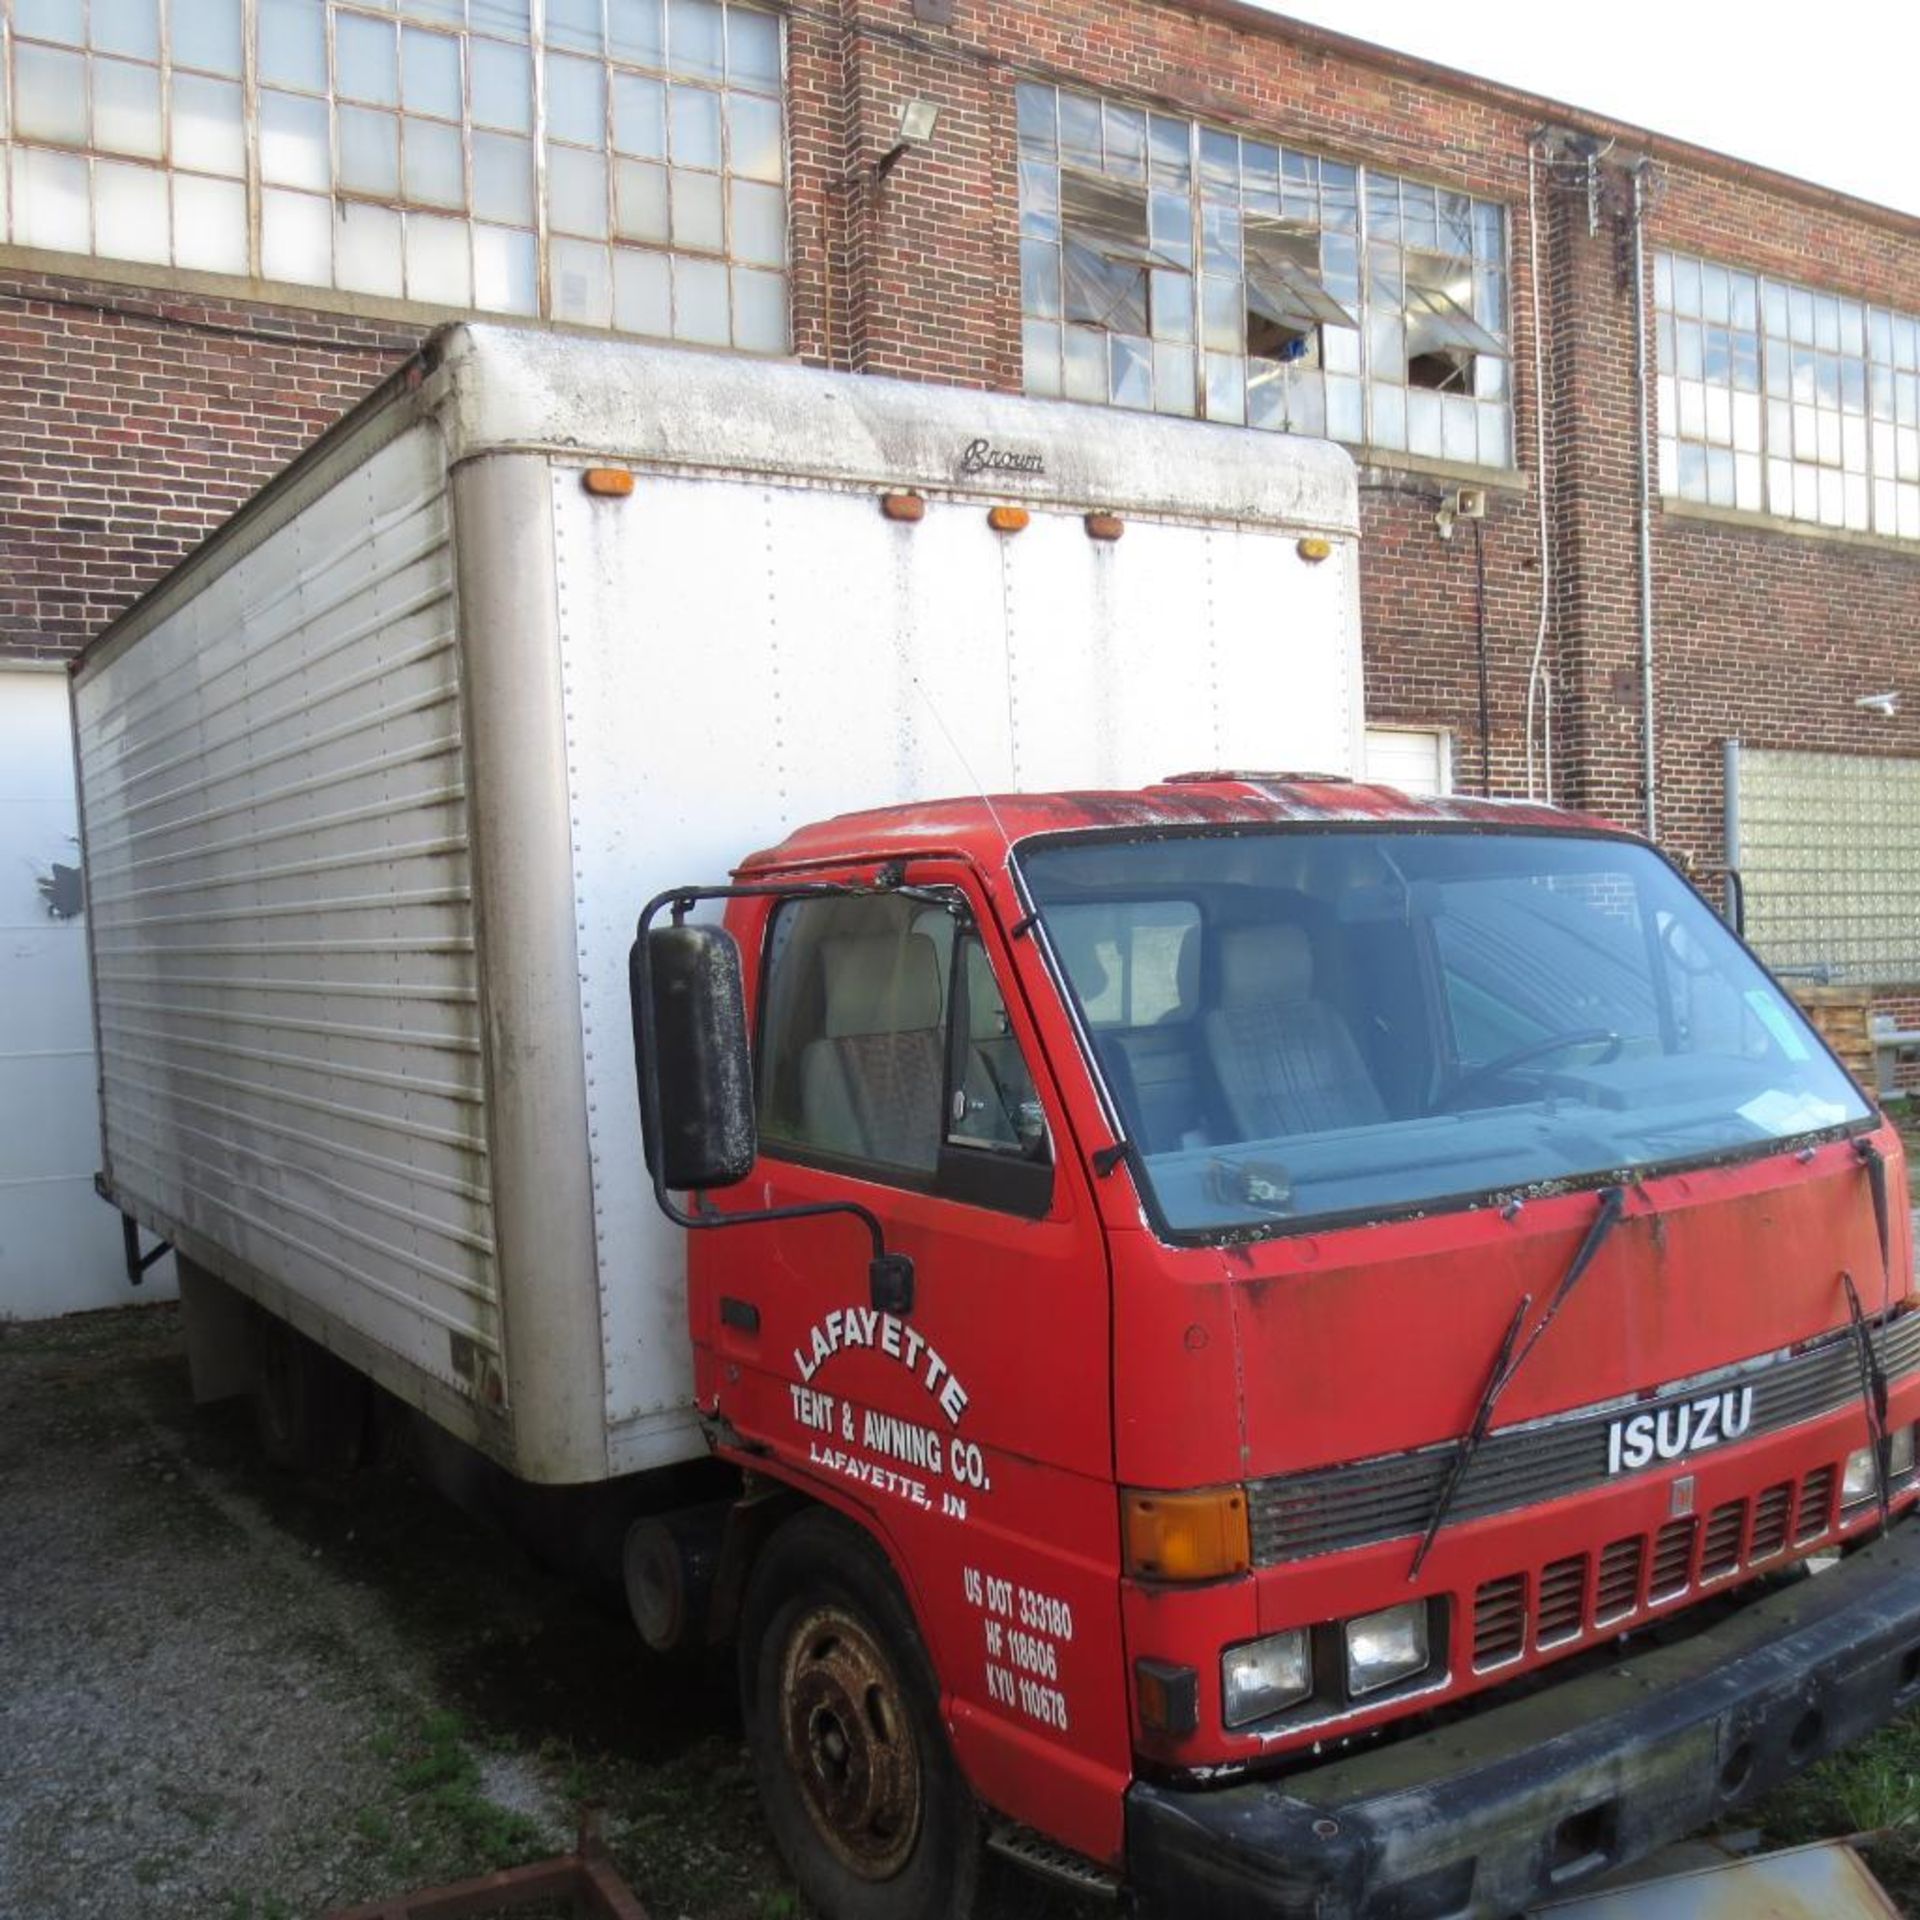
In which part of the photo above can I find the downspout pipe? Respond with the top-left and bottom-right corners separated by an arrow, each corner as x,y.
1631,162 -> 1658,839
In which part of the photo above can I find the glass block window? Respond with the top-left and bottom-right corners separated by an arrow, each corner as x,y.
1656,250 -> 1920,541
1016,82 -> 1511,468
0,0 -> 788,350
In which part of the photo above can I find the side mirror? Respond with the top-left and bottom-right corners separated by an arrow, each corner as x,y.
632,923 -> 756,1191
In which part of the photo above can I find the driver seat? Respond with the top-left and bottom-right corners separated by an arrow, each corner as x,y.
1204,925 -> 1386,1138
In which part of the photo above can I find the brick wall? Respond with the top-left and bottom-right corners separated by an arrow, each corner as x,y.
4,0 -> 1919,1030
0,270 -> 415,662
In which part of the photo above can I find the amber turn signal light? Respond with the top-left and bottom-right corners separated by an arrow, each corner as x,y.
987,504 -> 1030,533
1122,1486 -> 1251,1582
582,467 -> 636,497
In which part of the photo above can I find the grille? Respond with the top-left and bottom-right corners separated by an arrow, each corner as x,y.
1245,1317 -> 1920,1564
1797,1465 -> 1837,1543
1444,1452 -> 1857,1679
1595,1536 -> 1644,1621
1536,1555 -> 1587,1644
1649,1517 -> 1697,1600
1700,1499 -> 1746,1580
1750,1482 -> 1793,1559
1472,1574 -> 1528,1669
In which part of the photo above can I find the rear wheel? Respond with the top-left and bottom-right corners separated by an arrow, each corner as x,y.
252,1314 -> 369,1475
740,1510 -> 980,1920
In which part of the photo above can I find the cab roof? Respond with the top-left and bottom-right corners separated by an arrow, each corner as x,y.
737,776 -> 1627,876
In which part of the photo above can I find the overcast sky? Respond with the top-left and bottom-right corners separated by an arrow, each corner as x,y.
1251,2 -> 1919,219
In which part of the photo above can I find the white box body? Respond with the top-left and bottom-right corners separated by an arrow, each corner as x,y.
72,324 -> 1362,1483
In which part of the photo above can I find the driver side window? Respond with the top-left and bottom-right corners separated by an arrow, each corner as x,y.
756,894 -> 1052,1210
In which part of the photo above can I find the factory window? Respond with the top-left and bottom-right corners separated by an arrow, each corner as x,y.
1017,82 -> 1510,468
1,0 -> 788,351
1655,250 -> 1920,541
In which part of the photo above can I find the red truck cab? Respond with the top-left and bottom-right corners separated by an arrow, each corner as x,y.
633,774 -> 1920,1920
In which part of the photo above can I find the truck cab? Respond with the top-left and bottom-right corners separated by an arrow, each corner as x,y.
640,773 -> 1920,1920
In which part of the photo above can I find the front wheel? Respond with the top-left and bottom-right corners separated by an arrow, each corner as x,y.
740,1510 -> 981,1920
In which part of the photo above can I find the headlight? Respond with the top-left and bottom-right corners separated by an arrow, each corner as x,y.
1345,1601 -> 1431,1697
1221,1628 -> 1311,1728
1846,1427 -> 1918,1506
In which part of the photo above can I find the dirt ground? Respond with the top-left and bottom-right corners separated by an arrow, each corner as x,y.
2,1303 -> 1916,1920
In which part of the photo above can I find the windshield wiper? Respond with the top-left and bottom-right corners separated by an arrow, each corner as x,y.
1408,1184 -> 1628,1580
1839,1268 -> 1893,1538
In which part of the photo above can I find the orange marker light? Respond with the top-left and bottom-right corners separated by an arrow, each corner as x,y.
881,491 -> 926,522
1122,1486 -> 1251,1583
582,467 -> 636,497
987,505 -> 1030,533
1085,511 -> 1125,542
1297,534 -> 1333,562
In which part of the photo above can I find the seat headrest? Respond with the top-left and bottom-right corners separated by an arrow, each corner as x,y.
822,931 -> 942,1038
1217,924 -> 1314,1007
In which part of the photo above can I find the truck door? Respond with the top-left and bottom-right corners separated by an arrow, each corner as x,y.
700,871 -> 1130,1860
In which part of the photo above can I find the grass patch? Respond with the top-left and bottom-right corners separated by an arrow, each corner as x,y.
1751,1705 -> 1920,1909
378,1708 -> 550,1876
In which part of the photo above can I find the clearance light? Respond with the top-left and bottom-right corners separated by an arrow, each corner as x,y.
582,467 -> 635,497
880,491 -> 926,523
1221,1629 -> 1311,1728
1085,511 -> 1125,542
987,505 -> 1030,533
1122,1486 -> 1250,1582
1345,1601 -> 1430,1697
1297,534 -> 1333,563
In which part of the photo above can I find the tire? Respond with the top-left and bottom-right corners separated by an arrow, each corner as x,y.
251,1314 -> 369,1476
740,1509 -> 981,1920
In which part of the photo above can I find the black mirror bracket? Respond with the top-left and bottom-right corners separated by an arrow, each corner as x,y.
633,880 -> 920,1316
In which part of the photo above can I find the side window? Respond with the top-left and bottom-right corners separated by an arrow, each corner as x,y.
757,894 -> 1051,1198
759,894 -> 953,1174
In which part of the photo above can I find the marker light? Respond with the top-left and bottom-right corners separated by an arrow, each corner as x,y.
1297,534 -> 1333,562
1122,1487 -> 1250,1582
582,467 -> 635,497
1344,1601 -> 1430,1697
987,505 -> 1030,533
880,491 -> 926,522
1085,511 -> 1125,541
1221,1629 -> 1312,1728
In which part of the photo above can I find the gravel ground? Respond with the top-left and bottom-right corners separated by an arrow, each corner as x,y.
0,1305 -> 785,1919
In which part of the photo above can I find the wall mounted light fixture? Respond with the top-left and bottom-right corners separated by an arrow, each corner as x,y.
876,99 -> 941,179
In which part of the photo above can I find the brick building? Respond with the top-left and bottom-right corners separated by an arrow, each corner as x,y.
2,0 -> 1918,1136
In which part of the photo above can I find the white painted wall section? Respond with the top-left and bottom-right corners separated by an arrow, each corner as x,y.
0,666 -> 174,1317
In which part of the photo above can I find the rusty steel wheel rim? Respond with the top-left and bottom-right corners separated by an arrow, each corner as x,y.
778,1603 -> 923,1880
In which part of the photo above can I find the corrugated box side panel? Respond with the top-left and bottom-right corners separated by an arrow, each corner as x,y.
74,424 -> 504,1406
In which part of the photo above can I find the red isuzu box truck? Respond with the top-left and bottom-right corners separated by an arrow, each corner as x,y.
73,326 -> 1920,1919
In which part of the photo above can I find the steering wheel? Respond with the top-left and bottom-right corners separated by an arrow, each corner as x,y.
1450,1027 -> 1623,1105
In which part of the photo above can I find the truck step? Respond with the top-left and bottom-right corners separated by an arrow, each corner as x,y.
987,1822 -> 1123,1900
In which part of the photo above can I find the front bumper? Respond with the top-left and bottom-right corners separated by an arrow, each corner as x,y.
1126,1520 -> 1920,1920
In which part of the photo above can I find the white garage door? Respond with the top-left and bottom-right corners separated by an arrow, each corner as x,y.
1365,726 -> 1452,797
0,666 -> 174,1317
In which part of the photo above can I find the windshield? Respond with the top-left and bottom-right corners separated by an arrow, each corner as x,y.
1018,828 -> 1870,1236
